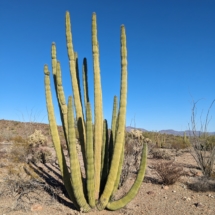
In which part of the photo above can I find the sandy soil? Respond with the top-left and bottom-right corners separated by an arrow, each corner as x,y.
1,139 -> 215,215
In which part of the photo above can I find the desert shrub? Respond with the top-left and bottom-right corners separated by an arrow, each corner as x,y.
10,137 -> 30,163
119,135 -> 144,188
30,147 -> 53,164
151,148 -> 172,160
153,160 -> 185,185
171,137 -> 190,150
0,177 -> 59,212
12,135 -> 27,143
189,100 -> 215,178
28,129 -> 47,147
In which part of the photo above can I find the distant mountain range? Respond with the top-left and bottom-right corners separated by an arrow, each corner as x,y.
126,126 -> 215,136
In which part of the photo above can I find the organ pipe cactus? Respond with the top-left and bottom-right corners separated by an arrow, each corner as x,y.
44,11 -> 147,212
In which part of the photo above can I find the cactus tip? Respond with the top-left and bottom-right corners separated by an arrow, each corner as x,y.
44,65 -> 50,75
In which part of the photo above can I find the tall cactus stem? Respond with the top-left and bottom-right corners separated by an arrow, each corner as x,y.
44,65 -> 79,209
67,96 -> 91,212
56,61 -> 69,148
109,96 -> 118,167
97,25 -> 127,210
86,102 -> 95,207
92,12 -> 103,199
66,11 -> 86,165
82,58 -> 90,114
100,119 -> 110,194
112,137 -> 125,196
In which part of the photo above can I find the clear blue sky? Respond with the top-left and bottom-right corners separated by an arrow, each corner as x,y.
0,0 -> 215,131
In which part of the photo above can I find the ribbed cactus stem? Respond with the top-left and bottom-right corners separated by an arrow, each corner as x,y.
107,143 -> 148,210
44,65 -> 78,209
109,96 -> 118,167
101,119 -> 109,183
65,12 -> 84,131
75,52 -> 83,112
112,138 -> 125,196
97,25 -> 127,210
92,12 -> 103,199
82,58 -> 90,113
66,11 -> 86,165
56,61 -> 69,145
51,43 -> 57,75
86,102 -> 95,207
111,96 -> 118,143
68,96 -> 91,212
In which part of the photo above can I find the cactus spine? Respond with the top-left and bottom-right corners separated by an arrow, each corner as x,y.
44,11 -> 147,212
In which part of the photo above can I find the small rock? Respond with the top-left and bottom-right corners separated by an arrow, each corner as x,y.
182,185 -> 187,189
182,197 -> 191,201
31,204 -> 43,211
164,196 -> 168,199
195,172 -> 202,177
147,191 -> 155,195
162,185 -> 169,190
194,202 -> 204,208
172,190 -> 176,193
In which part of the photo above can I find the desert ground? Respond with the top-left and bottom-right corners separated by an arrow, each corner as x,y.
0,120 -> 215,215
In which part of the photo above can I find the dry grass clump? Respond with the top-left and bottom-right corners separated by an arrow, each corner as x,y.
10,132 -> 52,164
10,136 -> 30,163
186,176 -> 215,192
153,160 -> 185,185
0,177 -> 59,212
151,148 -> 172,160
29,147 -> 53,164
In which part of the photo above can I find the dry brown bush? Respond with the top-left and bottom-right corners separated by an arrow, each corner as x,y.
151,148 -> 172,160
29,147 -> 53,164
153,160 -> 185,185
10,137 -> 30,163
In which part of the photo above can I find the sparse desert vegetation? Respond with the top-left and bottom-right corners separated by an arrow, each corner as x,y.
1,120 -> 215,214
0,2 -> 214,214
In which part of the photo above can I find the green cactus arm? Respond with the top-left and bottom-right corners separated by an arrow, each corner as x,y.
100,119 -> 110,194
51,43 -> 69,149
82,58 -> 90,114
97,25 -> 127,210
107,143 -> 148,210
101,119 -> 107,175
86,102 -> 95,208
74,52 -> 83,115
51,42 -> 57,75
65,12 -> 84,131
56,61 -> 69,147
112,136 -> 125,196
92,12 -> 103,199
111,96 -> 118,143
109,96 -> 118,167
44,65 -> 79,209
67,96 -> 91,212
66,11 -> 86,165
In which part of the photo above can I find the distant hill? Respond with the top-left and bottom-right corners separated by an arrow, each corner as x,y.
126,126 -> 215,136
126,126 -> 148,132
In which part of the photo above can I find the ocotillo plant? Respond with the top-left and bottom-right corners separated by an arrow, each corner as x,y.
44,11 -> 147,212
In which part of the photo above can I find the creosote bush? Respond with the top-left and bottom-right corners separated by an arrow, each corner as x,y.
153,160 -> 185,185
151,148 -> 172,160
